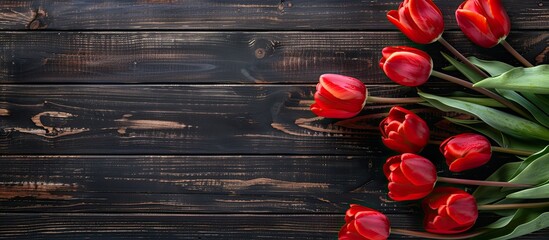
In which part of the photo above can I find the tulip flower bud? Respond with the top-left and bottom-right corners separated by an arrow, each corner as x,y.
387,0 -> 444,44
379,106 -> 430,153
379,46 -> 433,87
383,153 -> 437,201
422,187 -> 478,234
339,204 -> 390,240
456,0 -> 511,48
440,133 -> 492,172
310,74 -> 367,119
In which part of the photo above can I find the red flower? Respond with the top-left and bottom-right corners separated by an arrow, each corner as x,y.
379,46 -> 433,87
339,204 -> 390,240
379,106 -> 430,153
387,0 -> 444,44
383,153 -> 437,201
422,187 -> 478,234
456,0 -> 511,48
310,74 -> 367,118
440,133 -> 492,172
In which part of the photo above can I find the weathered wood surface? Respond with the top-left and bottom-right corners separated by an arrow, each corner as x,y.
0,0 -> 546,30
1,0 -> 548,239
2,213 -> 548,239
0,153 -> 511,214
0,31 -> 546,83
0,155 -> 378,213
2,84 -> 449,154
0,213 -> 404,239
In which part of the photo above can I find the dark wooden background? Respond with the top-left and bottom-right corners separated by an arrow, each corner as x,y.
0,0 -> 547,239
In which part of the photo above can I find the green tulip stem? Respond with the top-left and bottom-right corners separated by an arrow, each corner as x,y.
391,228 -> 488,239
437,37 -> 490,78
428,140 -> 534,156
430,70 -> 531,119
366,96 -> 424,104
437,177 -> 532,188
491,146 -> 535,156
477,202 -> 549,211
500,40 -> 534,67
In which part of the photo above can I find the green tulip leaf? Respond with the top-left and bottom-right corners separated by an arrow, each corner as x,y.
468,57 -> 549,127
473,208 -> 549,240
473,162 -> 521,205
506,181 -> 549,199
473,65 -> 549,94
467,56 -> 514,76
509,146 -> 549,185
419,92 -> 549,141
482,213 -> 515,229
523,93 -> 549,116
449,97 -> 505,108
445,117 -> 548,153
441,52 -> 484,82
510,146 -> 549,179
444,117 -> 504,146
442,65 -> 457,71
498,91 -> 549,128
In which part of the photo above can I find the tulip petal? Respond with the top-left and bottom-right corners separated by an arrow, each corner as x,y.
346,204 -> 375,223
310,103 -> 358,119
400,154 -> 436,186
456,9 -> 499,48
319,74 -> 366,101
427,207 -> 462,234
315,88 -> 364,113
401,112 -> 430,146
485,0 -> 510,38
382,136 -> 416,153
408,0 -> 443,37
384,121 -> 402,134
388,182 -> 433,201
387,8 -> 432,44
446,194 -> 478,225
448,152 -> 491,172
462,0 -> 485,14
383,52 -> 432,86
354,212 -> 390,240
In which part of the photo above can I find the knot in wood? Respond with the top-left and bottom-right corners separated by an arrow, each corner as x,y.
249,38 -> 278,59
255,48 -> 266,59
27,8 -> 48,30
28,20 -> 41,30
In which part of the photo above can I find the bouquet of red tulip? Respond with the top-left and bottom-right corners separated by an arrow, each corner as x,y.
310,0 -> 549,239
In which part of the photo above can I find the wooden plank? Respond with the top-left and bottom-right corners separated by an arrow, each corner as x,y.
0,213 -> 404,239
0,154 -> 407,214
0,213 -> 546,239
2,84 -> 468,155
1,31 -> 546,84
0,154 -> 510,214
0,0 -> 546,30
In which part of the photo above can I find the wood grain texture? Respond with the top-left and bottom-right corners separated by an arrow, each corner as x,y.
0,155 -> 383,213
0,154 -> 516,214
0,0 -> 546,30
2,84 -> 469,154
1,213 -> 547,239
1,31 -> 546,83
0,213 -> 408,239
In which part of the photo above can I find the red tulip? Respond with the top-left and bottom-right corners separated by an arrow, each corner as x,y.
379,46 -> 433,87
310,74 -> 367,118
456,0 -> 511,48
339,204 -> 390,240
422,187 -> 478,234
379,106 -> 430,153
383,153 -> 437,201
387,0 -> 444,44
440,133 -> 492,172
